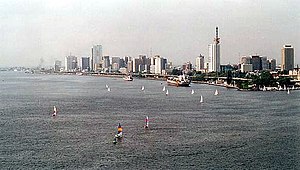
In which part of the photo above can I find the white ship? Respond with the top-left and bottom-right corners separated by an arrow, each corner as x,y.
166,74 -> 191,87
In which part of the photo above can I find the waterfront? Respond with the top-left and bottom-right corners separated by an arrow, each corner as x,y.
1,72 -> 300,169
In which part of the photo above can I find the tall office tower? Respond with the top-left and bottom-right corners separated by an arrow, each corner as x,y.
54,60 -> 62,72
251,55 -> 262,71
132,58 -> 141,73
268,59 -> 276,71
103,56 -> 110,70
111,57 -> 120,71
196,54 -> 204,71
91,45 -> 103,71
154,55 -> 162,74
81,57 -> 90,70
281,44 -> 294,71
261,56 -> 269,70
240,56 -> 252,64
65,55 -> 77,71
208,27 -> 221,72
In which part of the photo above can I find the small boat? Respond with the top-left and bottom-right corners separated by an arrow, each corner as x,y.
144,116 -> 149,129
162,86 -> 166,92
166,89 -> 169,96
200,95 -> 203,103
123,75 -> 133,81
141,86 -> 145,91
166,74 -> 191,87
105,84 -> 109,89
52,106 -> 57,116
214,89 -> 219,96
108,87 -> 111,92
191,89 -> 195,94
287,89 -> 290,94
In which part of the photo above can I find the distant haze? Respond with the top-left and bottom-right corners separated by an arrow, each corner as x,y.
0,0 -> 299,67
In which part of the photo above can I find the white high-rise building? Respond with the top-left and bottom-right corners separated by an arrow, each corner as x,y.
154,55 -> 162,74
65,55 -> 77,71
208,27 -> 221,72
91,45 -> 103,71
195,54 -> 204,71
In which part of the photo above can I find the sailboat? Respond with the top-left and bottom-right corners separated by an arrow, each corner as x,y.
214,89 -> 219,95
166,89 -> 169,96
52,106 -> 57,116
141,86 -> 145,91
105,84 -> 109,89
144,116 -> 149,129
191,89 -> 195,94
108,87 -> 111,92
200,95 -> 203,103
162,86 -> 166,92
287,88 -> 290,94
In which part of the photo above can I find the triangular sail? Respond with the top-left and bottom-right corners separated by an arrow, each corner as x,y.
214,89 -> 218,95
191,89 -> 194,94
200,95 -> 203,103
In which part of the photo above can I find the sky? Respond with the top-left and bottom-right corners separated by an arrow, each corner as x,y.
0,0 -> 299,67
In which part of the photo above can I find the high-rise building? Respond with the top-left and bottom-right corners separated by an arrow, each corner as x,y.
54,60 -> 62,72
111,57 -> 120,71
81,57 -> 90,71
281,44 -> 294,71
65,55 -> 77,71
240,56 -> 251,64
196,54 -> 204,71
251,55 -> 261,71
91,45 -> 103,71
208,27 -> 221,72
103,56 -> 110,71
154,55 -> 162,74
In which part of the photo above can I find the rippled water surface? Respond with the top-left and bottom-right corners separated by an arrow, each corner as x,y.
1,72 -> 300,169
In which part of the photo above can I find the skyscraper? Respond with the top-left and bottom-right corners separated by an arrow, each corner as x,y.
195,54 -> 204,71
251,55 -> 262,71
81,57 -> 90,71
65,55 -> 77,71
281,44 -> 294,71
208,27 -> 220,72
91,45 -> 103,71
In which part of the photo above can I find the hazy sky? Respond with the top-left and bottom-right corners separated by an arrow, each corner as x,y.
0,0 -> 299,67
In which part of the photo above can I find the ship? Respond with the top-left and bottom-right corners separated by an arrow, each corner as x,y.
166,74 -> 191,87
123,75 -> 133,81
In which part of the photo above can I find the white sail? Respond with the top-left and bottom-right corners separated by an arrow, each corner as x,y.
52,106 -> 57,116
105,84 -> 109,89
287,89 -> 290,94
141,86 -> 145,91
108,87 -> 111,92
200,95 -> 203,103
191,89 -> 194,94
214,89 -> 218,95
166,89 -> 169,96
162,86 -> 166,92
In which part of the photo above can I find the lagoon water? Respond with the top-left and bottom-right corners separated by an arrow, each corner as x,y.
0,72 -> 300,169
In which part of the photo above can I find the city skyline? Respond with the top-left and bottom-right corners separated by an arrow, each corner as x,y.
0,0 -> 299,67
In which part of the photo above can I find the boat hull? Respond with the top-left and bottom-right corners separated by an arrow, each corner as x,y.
167,80 -> 190,87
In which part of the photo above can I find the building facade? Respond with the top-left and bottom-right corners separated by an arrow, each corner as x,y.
208,27 -> 221,72
91,45 -> 103,71
281,44 -> 294,71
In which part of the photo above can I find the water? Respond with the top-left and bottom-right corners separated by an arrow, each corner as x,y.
0,72 -> 300,169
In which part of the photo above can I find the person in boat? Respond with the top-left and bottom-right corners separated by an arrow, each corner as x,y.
52,106 -> 57,116
116,123 -> 123,138
144,116 -> 149,129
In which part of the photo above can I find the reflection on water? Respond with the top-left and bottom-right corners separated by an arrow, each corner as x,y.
0,72 -> 300,169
